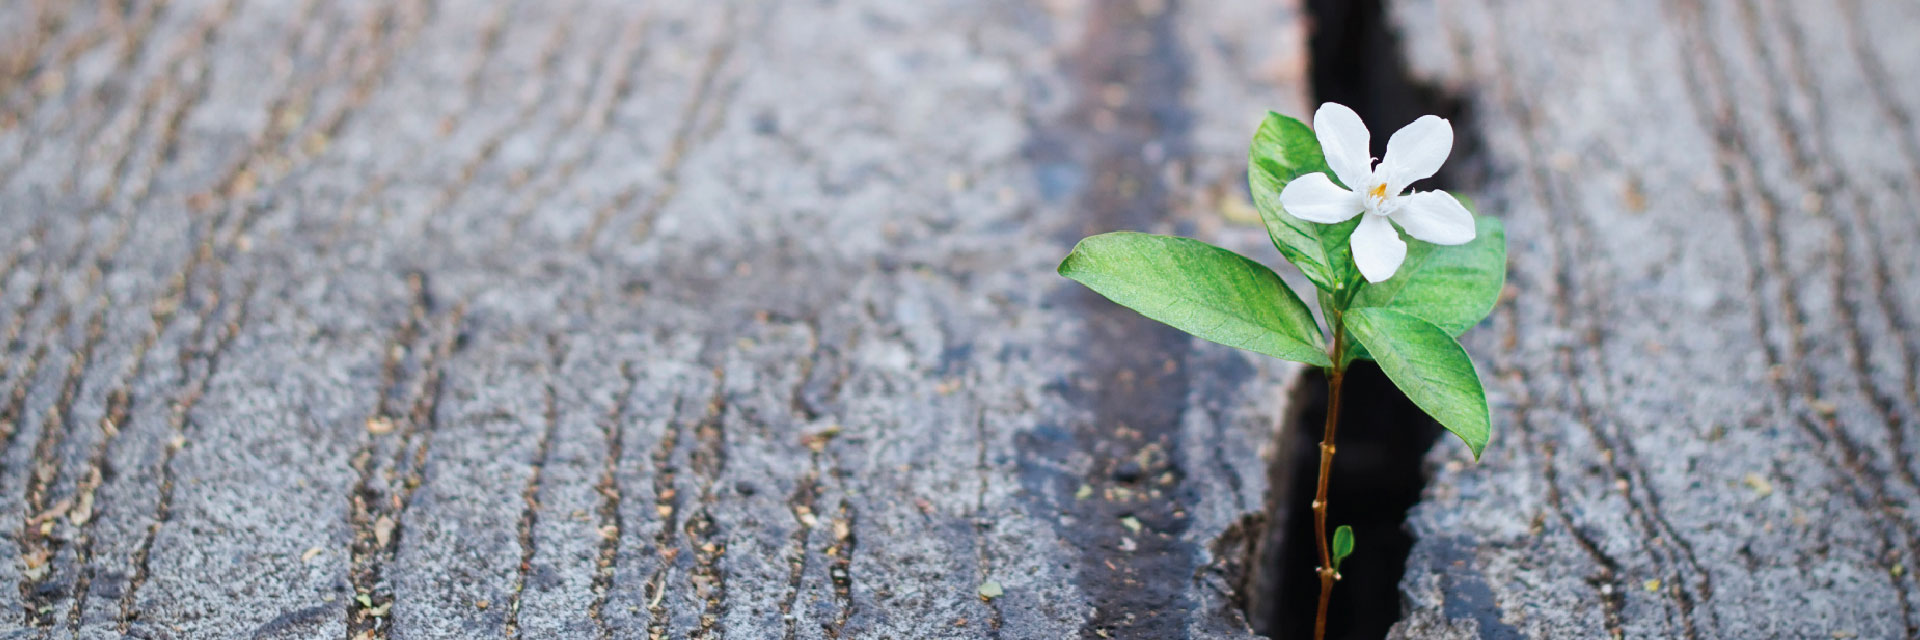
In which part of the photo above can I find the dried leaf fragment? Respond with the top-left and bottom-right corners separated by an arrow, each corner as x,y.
977,579 -> 1003,600
374,516 -> 396,548
367,416 -> 395,434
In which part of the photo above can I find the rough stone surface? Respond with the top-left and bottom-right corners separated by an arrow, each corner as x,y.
0,1 -> 1313,638
1389,0 -> 1920,638
14,0 -> 1914,638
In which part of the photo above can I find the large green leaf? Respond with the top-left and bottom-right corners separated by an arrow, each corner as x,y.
1059,233 -> 1330,367
1351,210 -> 1506,335
1343,307 -> 1490,458
1248,112 -> 1358,293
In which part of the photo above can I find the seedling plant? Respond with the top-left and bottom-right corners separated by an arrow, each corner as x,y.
1058,103 -> 1506,640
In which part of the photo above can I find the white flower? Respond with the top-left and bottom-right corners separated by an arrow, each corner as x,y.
1279,102 -> 1476,283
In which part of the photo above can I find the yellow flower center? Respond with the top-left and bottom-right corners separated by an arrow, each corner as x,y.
1368,182 -> 1389,200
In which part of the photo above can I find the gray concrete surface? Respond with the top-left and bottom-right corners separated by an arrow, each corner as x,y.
1388,0 -> 1920,638
5,0 -> 1920,638
0,0 -> 1311,638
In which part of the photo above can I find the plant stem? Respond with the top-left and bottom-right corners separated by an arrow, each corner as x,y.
1313,315 -> 1347,640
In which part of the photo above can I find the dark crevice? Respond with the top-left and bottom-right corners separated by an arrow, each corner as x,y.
1255,365 -> 1440,640
1242,0 -> 1484,638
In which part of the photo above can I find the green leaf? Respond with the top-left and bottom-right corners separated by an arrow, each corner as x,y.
1332,525 -> 1355,572
1248,111 -> 1334,186
1344,338 -> 1373,366
1343,307 -> 1491,458
1351,210 -> 1507,335
1248,112 -> 1358,293
1059,232 -> 1330,367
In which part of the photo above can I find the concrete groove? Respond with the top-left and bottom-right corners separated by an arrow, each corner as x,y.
1821,0 -> 1920,456
504,334 -> 570,639
824,498 -> 856,638
421,18 -> 575,239
15,279 -> 109,627
0,289 -> 51,454
10,0 -> 233,197
684,366 -> 729,640
63,278 -> 172,634
1833,0 -> 1920,420
218,0 -> 437,244
0,0 -> 57,91
42,192 -> 223,635
184,0 -> 331,202
66,0 -> 173,201
0,0 -> 82,126
1027,0 -> 1204,636
1495,293 -> 1626,637
1479,5 -> 1719,632
1666,0 -> 1920,630
116,276 -> 256,632
1742,0 -> 1920,542
587,361 -> 641,640
139,0 -> 242,204
499,12 -> 652,245
971,408 -> 1005,638
1695,0 -> 1920,553
460,0 -> 518,105
777,472 -> 818,640
200,0 -> 410,227
1516,80 -> 1705,640
582,9 -> 737,251
322,0 -> 514,244
370,303 -> 465,637
344,273 -> 466,639
0,226 -> 100,485
642,389 -> 691,639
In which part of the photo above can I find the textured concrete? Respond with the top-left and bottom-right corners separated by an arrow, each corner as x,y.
9,0 -> 1918,638
0,0 -> 1312,638
1388,0 -> 1920,638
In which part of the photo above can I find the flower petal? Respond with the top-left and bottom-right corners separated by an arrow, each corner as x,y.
1391,191 -> 1477,245
1351,214 -> 1408,283
1279,172 -> 1363,223
1381,115 -> 1453,193
1314,102 -> 1373,190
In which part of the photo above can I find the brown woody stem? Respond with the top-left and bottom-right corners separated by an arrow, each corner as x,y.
1313,315 -> 1347,640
